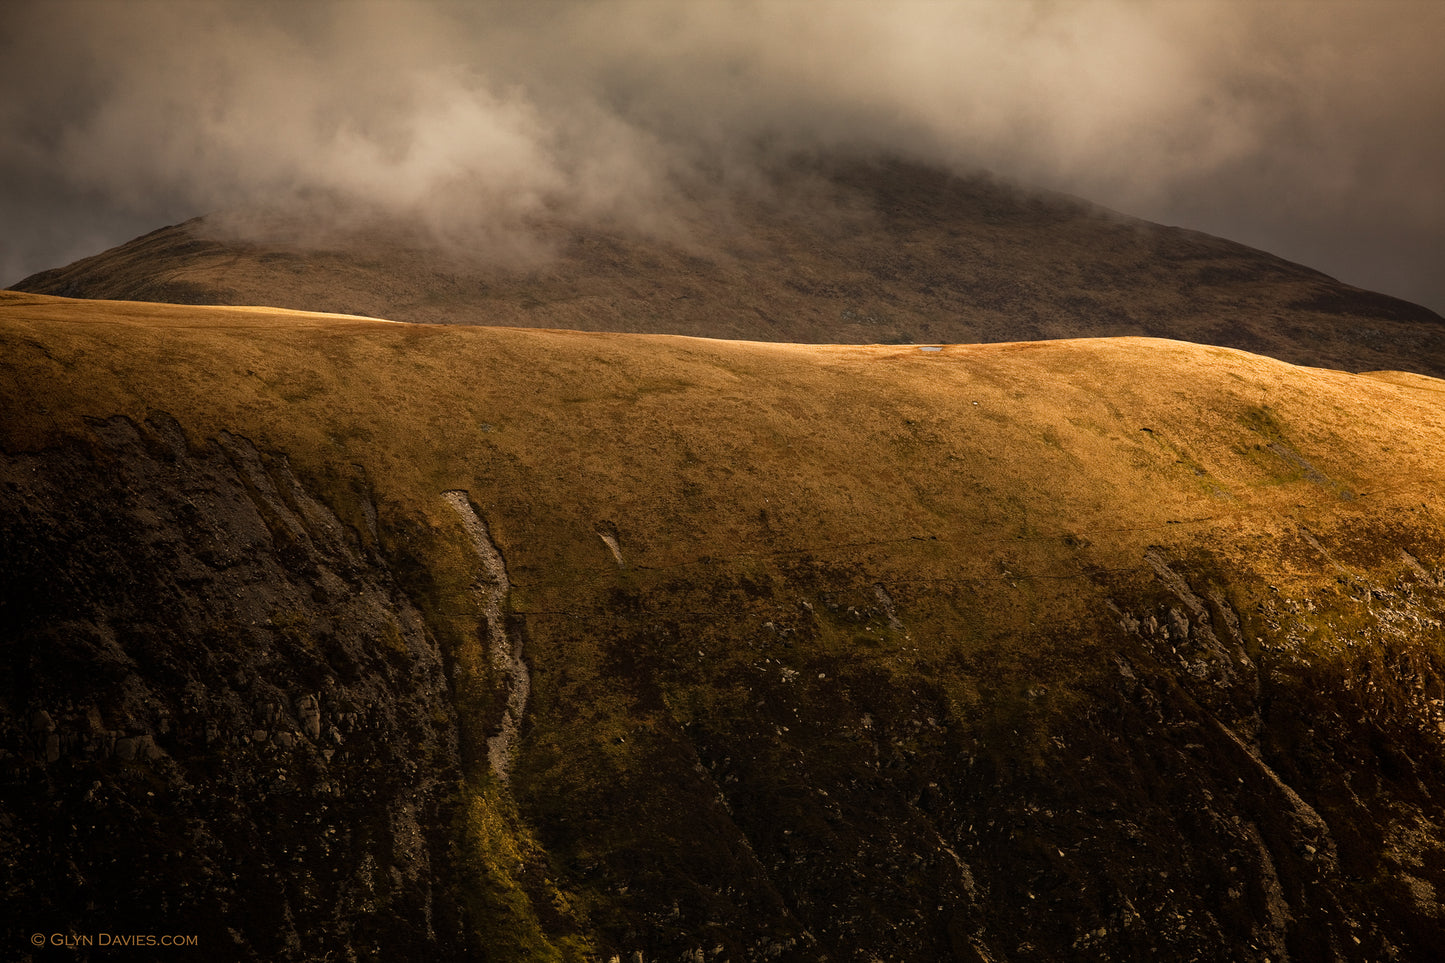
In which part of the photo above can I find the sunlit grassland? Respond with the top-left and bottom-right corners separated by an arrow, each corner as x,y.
6,289 -> 1445,693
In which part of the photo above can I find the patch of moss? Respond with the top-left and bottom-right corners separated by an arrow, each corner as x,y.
452,777 -> 597,962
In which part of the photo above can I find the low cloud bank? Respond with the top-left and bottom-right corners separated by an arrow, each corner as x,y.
3,1 -> 1441,310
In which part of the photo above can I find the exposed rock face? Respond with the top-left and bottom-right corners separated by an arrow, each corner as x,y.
6,418 -> 1445,961
442,491 -> 528,785
0,415 -> 463,960
513,548 -> 1445,962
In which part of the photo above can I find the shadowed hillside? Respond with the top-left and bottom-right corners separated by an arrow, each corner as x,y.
12,160 -> 1445,377
5,290 -> 1445,959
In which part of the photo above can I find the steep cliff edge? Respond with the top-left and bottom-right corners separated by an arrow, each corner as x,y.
0,414 -> 463,959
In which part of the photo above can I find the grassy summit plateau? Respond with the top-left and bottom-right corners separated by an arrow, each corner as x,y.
6,289 -> 1439,575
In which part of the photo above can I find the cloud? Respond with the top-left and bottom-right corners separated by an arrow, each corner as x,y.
2,0 -> 1442,310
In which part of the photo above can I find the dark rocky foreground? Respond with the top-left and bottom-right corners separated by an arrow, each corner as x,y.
0,415 -> 464,960
5,414 -> 1445,961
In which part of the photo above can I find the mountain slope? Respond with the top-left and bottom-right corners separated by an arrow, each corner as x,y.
12,160 -> 1445,377
5,290 -> 1445,959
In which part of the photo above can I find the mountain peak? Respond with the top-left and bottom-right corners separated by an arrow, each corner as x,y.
13,158 -> 1444,375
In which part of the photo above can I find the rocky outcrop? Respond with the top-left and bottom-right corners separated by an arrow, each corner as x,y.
0,414 -> 464,960
501,541 -> 1445,962
442,490 -> 528,784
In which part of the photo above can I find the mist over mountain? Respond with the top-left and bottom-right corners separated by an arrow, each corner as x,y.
3,0 -> 1443,312
16,158 -> 1445,380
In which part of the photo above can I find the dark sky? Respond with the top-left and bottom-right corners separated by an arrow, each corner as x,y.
3,0 -> 1442,313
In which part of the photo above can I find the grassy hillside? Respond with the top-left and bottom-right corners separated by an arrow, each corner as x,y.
8,290 -> 1444,608
5,289 -> 1445,959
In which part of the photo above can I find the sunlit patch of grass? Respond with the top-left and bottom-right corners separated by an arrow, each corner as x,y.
453,776 -> 598,963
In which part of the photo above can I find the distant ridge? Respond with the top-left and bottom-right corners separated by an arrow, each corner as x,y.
13,157 -> 1445,376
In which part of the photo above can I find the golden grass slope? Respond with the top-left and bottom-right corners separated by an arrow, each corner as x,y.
4,287 -> 1444,617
